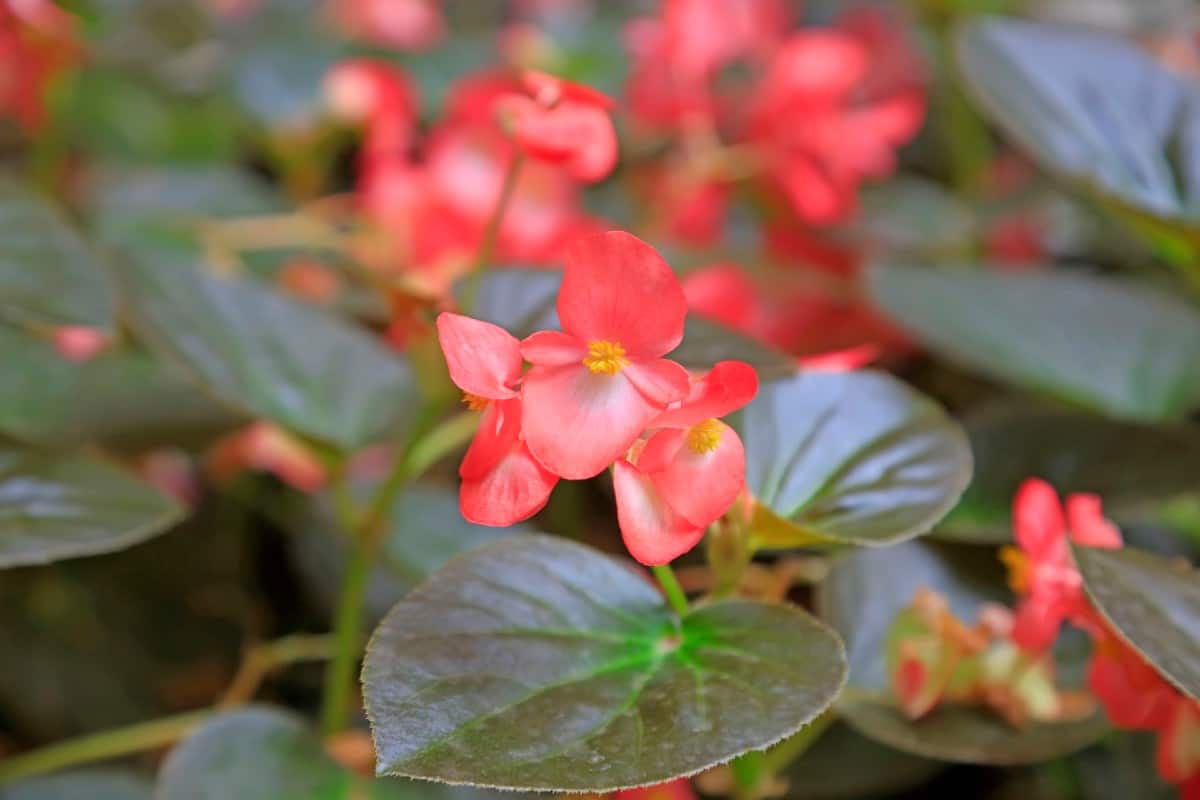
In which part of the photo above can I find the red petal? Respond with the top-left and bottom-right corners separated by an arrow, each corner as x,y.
436,312 -> 521,399
647,422 -> 746,527
1065,494 -> 1122,549
613,459 -> 705,566
460,398 -> 521,480
520,330 -> 587,367
522,70 -> 615,110
652,360 -> 758,429
557,231 -> 688,358
1012,478 -> 1066,560
623,358 -> 691,407
1010,593 -> 1070,653
460,441 -> 558,526
521,364 -> 665,479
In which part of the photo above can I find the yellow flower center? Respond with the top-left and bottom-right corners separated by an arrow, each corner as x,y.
686,419 -> 724,454
999,546 -> 1030,594
462,393 -> 490,412
582,340 -> 629,375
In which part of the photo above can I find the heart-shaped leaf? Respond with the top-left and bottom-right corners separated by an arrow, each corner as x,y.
363,534 -> 847,792
0,328 -> 242,449
957,17 -> 1200,225
869,264 -> 1200,422
117,258 -> 414,450
0,447 -> 184,569
0,770 -> 152,800
462,269 -> 798,378
940,407 -> 1200,543
739,371 -> 971,548
818,540 -> 1107,763
0,178 -> 115,331
158,707 -> 496,799
1075,546 -> 1200,700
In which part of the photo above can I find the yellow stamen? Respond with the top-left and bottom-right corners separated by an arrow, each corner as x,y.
462,393 -> 490,412
582,340 -> 629,375
686,419 -> 724,454
999,546 -> 1030,594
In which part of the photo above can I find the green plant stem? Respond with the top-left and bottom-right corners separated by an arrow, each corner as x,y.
652,564 -> 690,617
461,151 -> 524,314
0,710 -> 212,785
318,403 -> 448,736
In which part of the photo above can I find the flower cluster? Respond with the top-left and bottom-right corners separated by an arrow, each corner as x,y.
324,61 -> 613,300
437,230 -> 757,565
0,0 -> 77,134
889,478 -> 1200,796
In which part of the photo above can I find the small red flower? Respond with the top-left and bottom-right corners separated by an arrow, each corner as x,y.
1085,614 -> 1179,731
328,0 -> 444,51
51,326 -> 107,362
208,423 -> 327,493
1000,478 -> 1122,652
1158,696 -> 1200,785
614,360 -> 757,565
0,0 -> 78,133
437,313 -> 558,526
519,231 -> 691,480
499,71 -> 618,183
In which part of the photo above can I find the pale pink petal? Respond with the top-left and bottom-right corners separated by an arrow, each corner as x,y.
1065,494 -> 1123,549
649,422 -> 746,527
521,364 -> 663,479
613,459 -> 705,566
623,358 -> 691,406
436,312 -> 521,399
520,330 -> 588,367
460,441 -> 558,526
460,398 -> 521,480
1013,478 -> 1066,560
651,360 -> 758,429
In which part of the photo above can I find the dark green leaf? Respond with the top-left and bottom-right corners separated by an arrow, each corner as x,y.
869,264 -> 1200,421
0,770 -> 152,800
957,17 -> 1200,225
364,535 -> 846,791
0,328 -> 242,449
940,406 -> 1200,544
783,723 -> 942,800
818,540 -> 1107,763
1076,545 -> 1200,700
841,178 -> 977,258
158,707 -> 493,800
739,371 -> 971,548
675,318 -> 797,381
117,258 -> 414,450
0,447 -> 184,569
290,484 -> 530,622
0,178 -> 114,331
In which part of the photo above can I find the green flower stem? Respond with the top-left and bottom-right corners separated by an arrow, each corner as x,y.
652,564 -> 690,617
0,710 -> 212,785
461,151 -> 525,315
319,402 -> 452,736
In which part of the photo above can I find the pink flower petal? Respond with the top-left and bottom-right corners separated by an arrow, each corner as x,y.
520,330 -> 588,367
613,459 -> 705,566
623,358 -> 691,407
1065,494 -> 1123,549
460,440 -> 558,526
436,312 -> 521,399
651,360 -> 758,429
647,422 -> 745,527
1013,478 -> 1066,560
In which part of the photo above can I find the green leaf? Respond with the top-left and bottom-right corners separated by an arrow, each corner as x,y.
0,178 -> 115,331
739,371 -> 971,548
363,535 -> 847,791
841,177 -> 977,259
158,707 -> 494,799
783,723 -> 942,800
957,17 -> 1200,225
818,540 -> 1107,763
0,447 -> 184,569
0,328 -> 242,449
117,258 -> 414,450
1075,545 -> 1200,700
0,770 -> 152,800
289,484 -> 530,622
940,406 -> 1200,544
869,264 -> 1200,421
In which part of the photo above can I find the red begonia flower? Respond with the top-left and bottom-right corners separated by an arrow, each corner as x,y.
0,0 -> 78,133
613,361 -> 757,564
437,313 -> 557,525
499,71 -> 618,183
324,60 -> 419,161
520,231 -> 690,479
1001,479 -> 1122,652
614,777 -> 698,800
1086,618 -> 1179,731
52,326 -> 108,362
1159,696 -> 1200,784
329,0 -> 444,52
